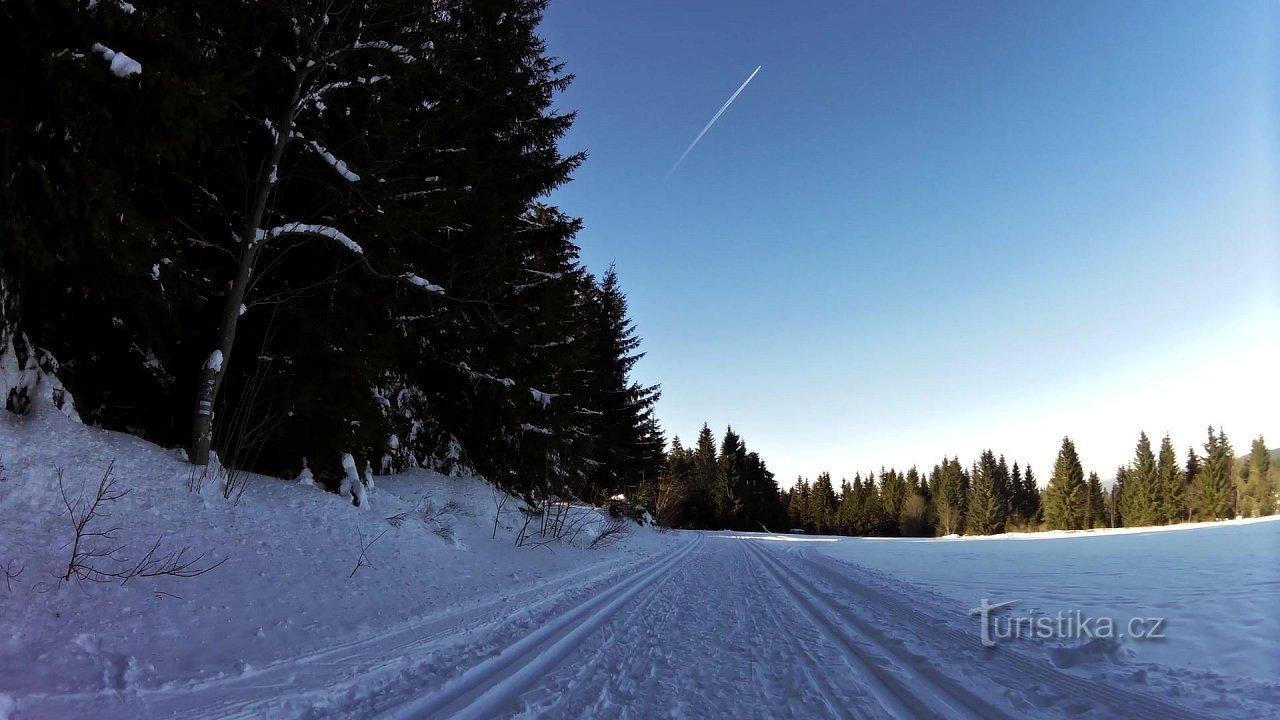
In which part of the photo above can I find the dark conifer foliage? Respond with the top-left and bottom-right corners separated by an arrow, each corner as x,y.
1195,427 -> 1234,520
660,424 -> 785,531
1,0 -> 663,501
1043,437 -> 1086,530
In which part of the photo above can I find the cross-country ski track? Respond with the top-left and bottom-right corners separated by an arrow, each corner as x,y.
53,531 -> 1242,720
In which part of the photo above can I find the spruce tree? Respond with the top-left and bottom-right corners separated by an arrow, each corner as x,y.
1043,437 -> 1085,530
1021,466 -> 1042,526
1156,435 -> 1185,524
965,450 -> 1006,535
1194,427 -> 1234,520
1239,436 -> 1273,517
1120,432 -> 1158,527
879,468 -> 908,530
808,472 -> 836,533
1084,472 -> 1106,529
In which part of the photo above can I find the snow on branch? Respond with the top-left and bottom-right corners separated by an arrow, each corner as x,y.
513,269 -> 565,293
530,389 -> 557,406
352,40 -> 417,62
87,0 -> 136,14
297,136 -> 361,182
458,363 -> 514,388
403,274 -> 445,294
302,76 -> 388,111
520,423 -> 552,436
255,223 -> 363,255
91,43 -> 141,77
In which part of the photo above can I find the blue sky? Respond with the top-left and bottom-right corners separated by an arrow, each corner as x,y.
540,0 -> 1278,486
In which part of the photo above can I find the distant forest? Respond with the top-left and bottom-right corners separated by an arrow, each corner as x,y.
657,426 -> 1277,536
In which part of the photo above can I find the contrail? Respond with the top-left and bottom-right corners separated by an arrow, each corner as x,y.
665,65 -> 762,179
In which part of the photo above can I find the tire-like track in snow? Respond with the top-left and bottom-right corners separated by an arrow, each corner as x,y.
373,535 -> 704,720
743,539 -> 1013,720
132,542 -> 689,720
759,541 -> 1226,720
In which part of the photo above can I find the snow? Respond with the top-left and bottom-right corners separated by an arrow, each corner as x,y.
203,350 -> 223,372
90,43 -> 141,78
87,0 -> 135,14
457,362 -> 515,387
258,223 -> 363,255
353,40 -> 417,62
529,388 -> 556,406
402,273 -> 445,294
2,405 -> 1275,719
0,406 -> 678,719
301,138 -> 360,182
804,518 -> 1280,690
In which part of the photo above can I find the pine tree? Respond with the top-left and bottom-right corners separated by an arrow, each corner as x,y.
1120,432 -> 1158,527
965,450 -> 1006,535
789,477 -> 811,530
713,427 -> 745,527
1043,437 -> 1085,530
1084,472 -> 1106,529
933,458 -> 967,535
1021,466 -> 1042,527
808,472 -> 836,533
688,424 -> 719,528
879,468 -> 908,531
1195,427 -> 1234,520
1156,435 -> 1185,524
1239,436 -> 1272,517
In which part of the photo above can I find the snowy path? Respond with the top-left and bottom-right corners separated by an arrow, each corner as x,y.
20,532 -> 1253,719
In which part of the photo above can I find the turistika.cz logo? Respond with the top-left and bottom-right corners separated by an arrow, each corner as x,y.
969,599 -> 1167,648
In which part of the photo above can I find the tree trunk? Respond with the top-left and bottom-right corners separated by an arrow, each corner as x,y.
189,74 -> 305,466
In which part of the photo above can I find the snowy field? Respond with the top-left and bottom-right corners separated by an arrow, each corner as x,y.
2,406 -> 1277,719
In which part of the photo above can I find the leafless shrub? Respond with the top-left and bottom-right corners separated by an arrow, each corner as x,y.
513,493 -> 600,548
58,462 -> 226,586
588,516 -> 630,550
349,524 -> 388,578
419,497 -> 461,545
116,539 -> 227,585
58,462 -> 130,583
491,487 -> 511,539
186,464 -> 208,494
514,504 -> 538,548
385,511 -> 410,529
432,522 -> 455,545
215,331 -> 285,504
4,559 -> 23,591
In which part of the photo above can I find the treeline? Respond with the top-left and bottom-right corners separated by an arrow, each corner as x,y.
0,0 -> 664,499
652,425 -> 789,531
781,452 -> 1042,537
692,427 -> 1274,537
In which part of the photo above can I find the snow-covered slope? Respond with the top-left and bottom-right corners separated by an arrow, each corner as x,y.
0,408 -> 681,719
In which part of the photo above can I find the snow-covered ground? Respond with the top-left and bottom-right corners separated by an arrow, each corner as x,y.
0,408 -> 683,719
2,407 -> 1277,719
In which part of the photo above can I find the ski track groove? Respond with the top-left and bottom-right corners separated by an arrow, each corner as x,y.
131,545 -> 678,720
373,534 -> 704,720
744,539 -> 1012,720
786,546 -> 1227,720
522,534 -> 705,719
737,541 -> 868,720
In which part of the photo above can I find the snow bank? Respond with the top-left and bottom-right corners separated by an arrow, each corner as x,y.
0,405 -> 679,719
